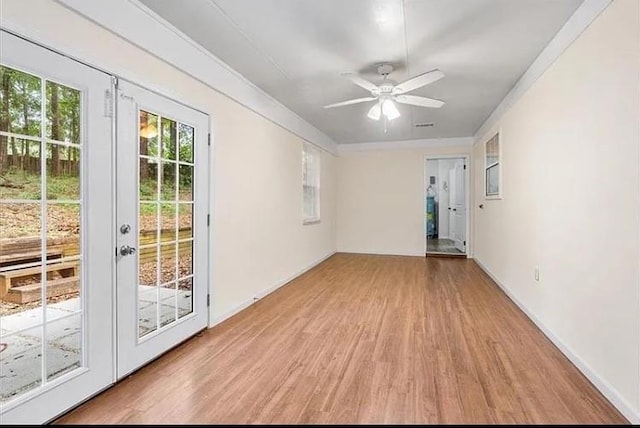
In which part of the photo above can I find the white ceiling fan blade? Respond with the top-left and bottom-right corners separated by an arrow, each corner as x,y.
395,94 -> 444,108
341,73 -> 380,93
323,97 -> 377,109
392,69 -> 444,95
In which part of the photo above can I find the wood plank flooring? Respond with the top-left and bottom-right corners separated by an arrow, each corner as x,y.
56,253 -> 627,424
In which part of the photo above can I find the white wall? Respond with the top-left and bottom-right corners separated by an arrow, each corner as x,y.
473,0 -> 640,420
0,0 -> 337,325
337,146 -> 472,256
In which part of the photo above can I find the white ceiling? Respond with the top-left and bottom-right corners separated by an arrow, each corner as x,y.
139,0 -> 582,144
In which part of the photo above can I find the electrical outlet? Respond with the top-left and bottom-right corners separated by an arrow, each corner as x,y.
534,267 -> 540,282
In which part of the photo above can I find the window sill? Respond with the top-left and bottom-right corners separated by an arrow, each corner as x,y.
485,195 -> 503,200
303,219 -> 321,225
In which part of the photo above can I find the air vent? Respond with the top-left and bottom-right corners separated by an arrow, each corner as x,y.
415,123 -> 434,128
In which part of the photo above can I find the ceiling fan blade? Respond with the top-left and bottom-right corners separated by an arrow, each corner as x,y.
341,73 -> 380,93
394,94 -> 444,108
392,69 -> 444,95
323,97 -> 377,109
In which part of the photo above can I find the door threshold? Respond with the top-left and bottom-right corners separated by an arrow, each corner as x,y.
426,252 -> 467,258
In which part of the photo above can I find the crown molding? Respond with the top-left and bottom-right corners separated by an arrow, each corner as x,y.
54,0 -> 338,155
474,0 -> 613,142
337,137 -> 474,154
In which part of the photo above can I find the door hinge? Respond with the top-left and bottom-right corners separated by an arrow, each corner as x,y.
463,240 -> 466,246
463,164 -> 467,170
104,89 -> 113,118
207,294 -> 210,307
207,214 -> 210,227
208,133 -> 211,146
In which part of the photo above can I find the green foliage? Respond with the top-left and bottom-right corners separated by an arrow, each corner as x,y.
0,65 -> 42,136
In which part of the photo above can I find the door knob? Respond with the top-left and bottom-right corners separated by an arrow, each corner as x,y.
452,208 -> 457,212
120,245 -> 136,256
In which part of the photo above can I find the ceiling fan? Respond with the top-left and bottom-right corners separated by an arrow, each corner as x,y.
323,64 -> 444,121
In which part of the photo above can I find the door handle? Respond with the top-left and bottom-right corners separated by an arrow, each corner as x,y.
452,208 -> 457,212
120,245 -> 136,256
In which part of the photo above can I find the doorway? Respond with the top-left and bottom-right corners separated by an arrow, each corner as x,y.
425,156 -> 468,257
0,31 -> 210,423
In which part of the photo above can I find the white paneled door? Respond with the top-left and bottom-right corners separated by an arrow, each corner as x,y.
115,81 -> 209,378
449,159 -> 467,253
0,31 -> 114,423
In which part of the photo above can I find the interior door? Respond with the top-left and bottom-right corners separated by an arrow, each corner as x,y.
115,80 -> 209,378
450,159 -> 466,253
0,31 -> 113,423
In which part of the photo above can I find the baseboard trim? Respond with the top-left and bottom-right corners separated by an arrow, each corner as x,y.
209,251 -> 336,327
473,257 -> 639,424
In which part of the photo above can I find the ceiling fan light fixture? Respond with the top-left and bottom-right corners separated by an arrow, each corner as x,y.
382,99 -> 400,121
367,102 -> 382,121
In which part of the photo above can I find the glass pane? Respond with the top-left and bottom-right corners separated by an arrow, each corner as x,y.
139,157 -> 158,202
46,143 -> 80,200
47,203 -> 80,258
0,65 -> 42,137
139,203 -> 158,246
486,134 -> 499,167
46,81 -> 81,144
0,202 -> 42,317
178,277 -> 192,318
159,281 -> 176,328
139,110 -> 159,158
0,139 -> 41,200
138,285 -> 158,338
160,203 -> 176,242
0,326 -> 43,402
179,203 -> 193,240
160,117 -> 177,161
139,247 -> 158,287
160,242 -> 176,284
160,162 -> 176,201
178,165 -> 193,202
45,259 -> 80,307
138,247 -> 158,338
178,241 -> 193,278
46,313 -> 82,381
178,123 -> 194,163
486,164 -> 500,196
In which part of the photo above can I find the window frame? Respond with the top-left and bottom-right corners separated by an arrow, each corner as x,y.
484,131 -> 502,199
302,143 -> 321,225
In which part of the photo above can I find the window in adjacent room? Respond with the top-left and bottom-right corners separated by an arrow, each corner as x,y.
485,132 -> 501,198
302,143 -> 320,224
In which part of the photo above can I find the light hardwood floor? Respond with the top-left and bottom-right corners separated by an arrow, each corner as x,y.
56,253 -> 627,424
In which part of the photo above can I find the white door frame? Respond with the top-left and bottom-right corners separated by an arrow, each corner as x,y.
424,154 -> 471,257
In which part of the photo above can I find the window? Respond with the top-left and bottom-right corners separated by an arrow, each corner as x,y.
302,143 -> 320,224
485,132 -> 501,198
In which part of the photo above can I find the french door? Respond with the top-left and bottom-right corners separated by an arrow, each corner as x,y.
0,32 -> 210,423
115,81 -> 209,378
0,31 -> 114,423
